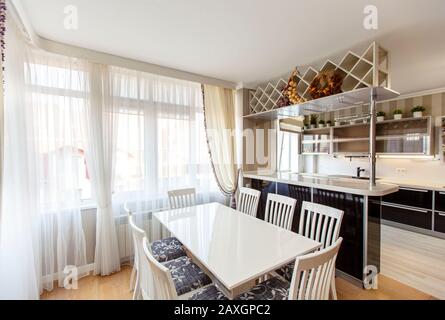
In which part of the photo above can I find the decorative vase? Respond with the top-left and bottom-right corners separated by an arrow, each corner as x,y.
413,111 -> 423,118
377,116 -> 385,122
363,119 -> 368,123
334,121 -> 340,127
394,114 -> 403,120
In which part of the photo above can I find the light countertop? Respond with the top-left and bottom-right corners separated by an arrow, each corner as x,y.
243,171 -> 399,197
378,178 -> 445,192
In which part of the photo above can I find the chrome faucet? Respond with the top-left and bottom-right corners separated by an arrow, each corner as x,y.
356,167 -> 366,178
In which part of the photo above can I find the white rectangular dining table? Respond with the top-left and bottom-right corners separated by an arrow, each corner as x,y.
154,202 -> 321,298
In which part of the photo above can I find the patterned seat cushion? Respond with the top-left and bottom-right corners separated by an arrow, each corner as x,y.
163,256 -> 212,296
151,237 -> 186,263
236,277 -> 289,300
276,262 -> 294,282
189,285 -> 229,300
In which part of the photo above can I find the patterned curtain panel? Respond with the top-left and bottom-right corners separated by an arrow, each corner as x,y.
202,84 -> 239,203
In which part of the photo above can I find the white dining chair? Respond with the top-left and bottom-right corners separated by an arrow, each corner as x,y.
126,205 -> 187,296
128,212 -> 150,299
236,187 -> 261,217
299,201 -> 344,249
168,188 -> 196,209
277,201 -> 344,299
237,238 -> 343,300
141,236 -> 178,300
264,193 -> 297,231
142,237 -> 222,300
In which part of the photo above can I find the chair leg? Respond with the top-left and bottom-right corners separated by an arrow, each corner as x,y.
330,274 -> 338,300
129,265 -> 136,292
132,272 -> 141,300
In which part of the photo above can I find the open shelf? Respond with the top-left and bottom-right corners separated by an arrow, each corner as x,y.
243,86 -> 399,121
247,42 -> 391,118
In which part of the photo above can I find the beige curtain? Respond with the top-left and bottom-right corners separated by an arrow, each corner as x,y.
202,84 -> 239,198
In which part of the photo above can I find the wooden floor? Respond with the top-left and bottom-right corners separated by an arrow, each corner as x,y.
41,265 -> 435,300
381,224 -> 445,300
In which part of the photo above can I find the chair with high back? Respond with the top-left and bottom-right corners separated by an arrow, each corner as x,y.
168,188 -> 196,209
141,236 -> 226,300
236,237 -> 343,300
277,201 -> 344,299
126,207 -> 189,298
128,213 -> 154,299
124,204 -> 140,293
125,205 -> 186,266
264,193 -> 297,230
129,216 -> 212,299
236,187 -> 261,217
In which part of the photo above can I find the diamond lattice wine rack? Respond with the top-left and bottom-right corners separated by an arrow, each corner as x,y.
248,42 -> 390,117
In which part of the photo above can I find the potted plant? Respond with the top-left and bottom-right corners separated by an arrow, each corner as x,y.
326,120 -> 332,127
411,106 -> 425,118
318,119 -> 325,128
334,120 -> 341,126
304,120 -> 310,130
310,114 -> 319,129
376,111 -> 385,122
349,119 -> 356,125
393,109 -> 403,120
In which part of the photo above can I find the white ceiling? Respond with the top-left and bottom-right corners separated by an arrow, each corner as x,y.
17,0 -> 445,93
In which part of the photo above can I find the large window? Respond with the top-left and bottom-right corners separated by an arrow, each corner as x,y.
24,61 -> 223,212
111,67 -> 222,211
25,61 -> 92,209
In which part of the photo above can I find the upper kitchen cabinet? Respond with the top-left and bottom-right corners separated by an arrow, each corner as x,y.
375,117 -> 434,155
301,116 -> 435,156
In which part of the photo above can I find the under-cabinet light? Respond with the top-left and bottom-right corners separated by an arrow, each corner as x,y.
377,154 -> 435,160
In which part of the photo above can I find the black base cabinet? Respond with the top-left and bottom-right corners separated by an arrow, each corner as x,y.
435,191 -> 445,212
381,188 -> 445,237
434,211 -> 445,233
382,204 -> 432,229
382,187 -> 432,209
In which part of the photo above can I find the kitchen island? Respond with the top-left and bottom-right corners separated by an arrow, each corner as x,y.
243,170 -> 399,285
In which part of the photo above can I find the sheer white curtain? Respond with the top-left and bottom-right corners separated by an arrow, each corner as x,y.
0,17 -> 87,298
84,63 -> 120,276
110,67 -> 226,246
25,53 -> 88,290
0,16 -> 40,299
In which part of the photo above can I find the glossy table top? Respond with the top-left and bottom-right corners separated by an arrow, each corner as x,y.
154,202 -> 321,291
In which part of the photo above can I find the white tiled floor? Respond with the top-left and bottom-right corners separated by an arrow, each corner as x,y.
381,225 -> 445,300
